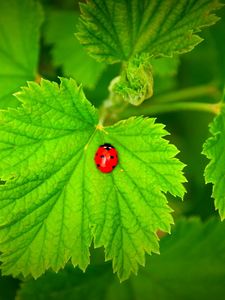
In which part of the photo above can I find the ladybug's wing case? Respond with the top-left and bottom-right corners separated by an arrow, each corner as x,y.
94,144 -> 118,173
108,148 -> 118,168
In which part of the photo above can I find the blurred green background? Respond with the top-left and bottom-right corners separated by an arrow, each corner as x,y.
0,0 -> 225,299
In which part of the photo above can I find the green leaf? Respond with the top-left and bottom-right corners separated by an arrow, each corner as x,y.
113,56 -> 180,105
0,0 -> 43,108
202,99 -> 225,219
0,78 -> 185,281
112,54 -> 154,106
111,56 -> 179,106
77,0 -> 223,64
44,9 -> 105,89
17,218 -> 225,300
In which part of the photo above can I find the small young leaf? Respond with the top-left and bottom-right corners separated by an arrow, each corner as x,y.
112,56 -> 180,106
17,218 -> 225,300
112,54 -> 154,106
0,0 -> 43,108
0,78 -> 185,281
202,97 -> 225,219
77,0 -> 223,64
44,10 -> 105,89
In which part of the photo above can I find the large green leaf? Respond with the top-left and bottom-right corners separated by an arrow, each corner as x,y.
17,218 -> 225,300
0,0 -> 43,108
77,0 -> 223,64
202,93 -> 225,219
0,78 -> 185,281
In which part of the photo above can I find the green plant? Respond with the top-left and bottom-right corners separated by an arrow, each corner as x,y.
0,0 -> 225,299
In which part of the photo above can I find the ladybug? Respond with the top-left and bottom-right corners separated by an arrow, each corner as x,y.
94,143 -> 118,173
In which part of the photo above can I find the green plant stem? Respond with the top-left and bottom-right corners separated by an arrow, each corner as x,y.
151,83 -> 220,104
104,83 -> 222,124
119,101 -> 222,120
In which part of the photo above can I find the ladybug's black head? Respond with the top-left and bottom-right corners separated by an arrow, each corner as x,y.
100,143 -> 114,150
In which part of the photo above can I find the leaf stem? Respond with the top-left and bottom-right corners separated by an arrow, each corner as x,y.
151,83 -> 220,104
103,83 -> 222,124
119,101 -> 222,119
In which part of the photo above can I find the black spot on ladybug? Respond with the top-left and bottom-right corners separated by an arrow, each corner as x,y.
110,155 -> 114,159
100,155 -> 104,158
97,164 -> 100,167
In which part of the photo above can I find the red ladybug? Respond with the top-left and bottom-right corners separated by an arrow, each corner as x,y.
94,143 -> 118,173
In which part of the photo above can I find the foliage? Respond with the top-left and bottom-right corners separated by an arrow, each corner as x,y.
203,91 -> 225,219
44,9 -> 105,88
0,78 -> 185,281
0,0 -> 224,299
16,218 -> 225,300
77,0 -> 223,104
0,0 -> 43,108
77,0 -> 222,63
